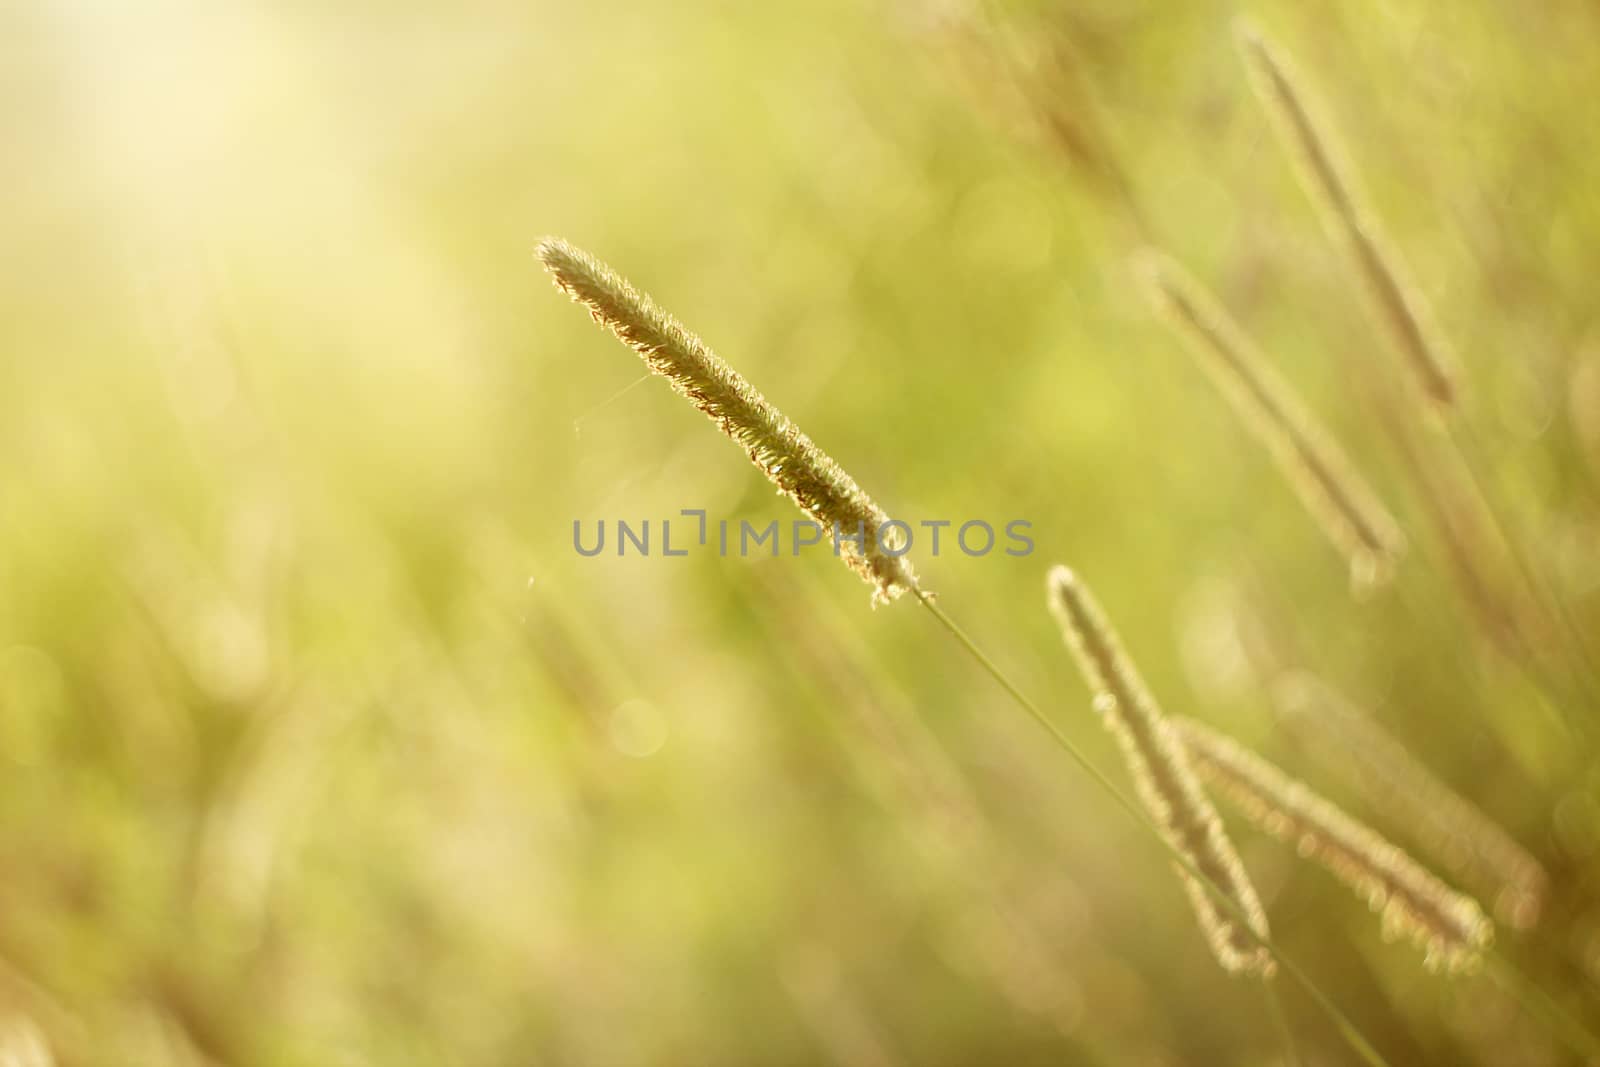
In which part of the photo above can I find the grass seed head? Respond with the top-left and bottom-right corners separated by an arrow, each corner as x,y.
1047,566 -> 1276,978
1137,250 -> 1406,588
1235,19 -> 1459,411
1273,674 -> 1547,931
538,237 -> 917,604
1174,715 -> 1493,973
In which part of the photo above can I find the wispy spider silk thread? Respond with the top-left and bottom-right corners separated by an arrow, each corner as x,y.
537,237 -> 916,604
1173,716 -> 1493,974
1046,566 -> 1275,977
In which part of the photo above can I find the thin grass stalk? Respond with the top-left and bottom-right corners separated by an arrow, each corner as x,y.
1349,358 -> 1593,737
1264,981 -> 1300,1067
1172,716 -> 1492,973
752,563 -> 989,851
1486,954 -> 1600,1065
1234,20 -> 1458,411
754,575 -> 1090,1047
1138,251 -> 1406,587
1046,566 -> 1275,977
927,6 -> 1150,242
1443,417 -> 1600,697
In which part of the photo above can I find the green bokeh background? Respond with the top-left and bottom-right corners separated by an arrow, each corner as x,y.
4,1 -> 1600,1063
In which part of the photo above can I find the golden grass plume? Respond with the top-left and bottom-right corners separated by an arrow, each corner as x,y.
537,237 -> 916,604
1273,673 -> 1548,931
1138,250 -> 1406,587
1235,20 -> 1459,411
1172,715 -> 1493,973
1046,566 -> 1275,977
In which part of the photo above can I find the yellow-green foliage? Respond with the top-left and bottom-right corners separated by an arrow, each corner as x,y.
2,1 -> 1597,1064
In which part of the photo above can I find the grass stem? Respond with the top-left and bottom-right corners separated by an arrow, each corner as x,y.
1265,981 -> 1300,1067
1486,952 -> 1600,1063
1445,418 -> 1600,705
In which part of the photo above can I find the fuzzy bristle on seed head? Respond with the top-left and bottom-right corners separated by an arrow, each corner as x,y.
1046,566 -> 1275,978
1136,250 -> 1406,588
1233,20 -> 1458,411
1173,716 -> 1493,974
537,237 -> 917,605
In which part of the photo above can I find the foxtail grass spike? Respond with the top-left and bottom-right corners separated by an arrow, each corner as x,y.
1172,716 -> 1493,973
1272,674 -> 1548,930
1235,20 -> 1459,410
1046,566 -> 1275,977
1138,251 -> 1406,587
537,237 -> 916,604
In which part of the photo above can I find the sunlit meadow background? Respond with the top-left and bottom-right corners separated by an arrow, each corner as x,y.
4,1 -> 1600,1063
